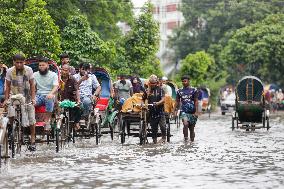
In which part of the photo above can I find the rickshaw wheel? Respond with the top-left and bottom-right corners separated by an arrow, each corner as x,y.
120,119 -> 126,144
266,117 -> 270,130
262,115 -> 266,128
55,129 -> 59,153
232,117 -> 235,131
95,123 -> 100,145
167,121 -> 171,143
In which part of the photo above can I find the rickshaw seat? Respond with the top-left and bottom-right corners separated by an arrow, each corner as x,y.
35,122 -> 45,127
95,98 -> 109,111
35,106 -> 46,113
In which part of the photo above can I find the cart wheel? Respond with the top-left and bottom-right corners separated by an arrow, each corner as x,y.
109,123 -> 114,141
72,125 -> 75,144
121,121 -> 126,144
139,120 -> 147,145
232,117 -> 235,131
167,121 -> 171,143
262,115 -> 266,128
95,123 -> 99,145
266,117 -> 270,130
55,129 -> 59,153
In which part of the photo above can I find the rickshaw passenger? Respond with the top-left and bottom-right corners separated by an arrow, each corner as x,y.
73,63 -> 101,117
160,76 -> 172,96
114,74 -> 133,101
34,57 -> 59,131
60,53 -> 76,75
0,58 -> 7,104
146,75 -> 167,144
60,64 -> 81,130
4,54 -> 36,151
131,76 -> 146,94
175,75 -> 198,142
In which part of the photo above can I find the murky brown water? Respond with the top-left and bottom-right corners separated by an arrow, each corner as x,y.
0,112 -> 283,189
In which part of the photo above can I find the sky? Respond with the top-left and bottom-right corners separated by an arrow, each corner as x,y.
132,0 -> 147,7
132,0 -> 148,15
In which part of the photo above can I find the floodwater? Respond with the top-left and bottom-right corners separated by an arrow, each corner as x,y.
0,112 -> 283,189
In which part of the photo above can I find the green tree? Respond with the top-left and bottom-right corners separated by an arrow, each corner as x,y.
170,0 -> 284,76
221,14 -> 284,85
178,51 -> 214,86
0,0 -> 61,64
45,0 -> 134,40
124,3 -> 162,78
61,14 -> 113,67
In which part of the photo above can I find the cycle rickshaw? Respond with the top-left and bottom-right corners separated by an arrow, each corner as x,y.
199,87 -> 211,118
87,67 -> 117,145
25,58 -> 70,153
232,76 -> 270,131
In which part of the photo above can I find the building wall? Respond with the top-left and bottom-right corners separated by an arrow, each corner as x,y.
151,0 -> 184,75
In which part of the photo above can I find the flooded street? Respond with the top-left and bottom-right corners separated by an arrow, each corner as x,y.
0,112 -> 284,189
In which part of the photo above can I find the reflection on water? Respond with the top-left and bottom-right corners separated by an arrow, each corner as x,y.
0,113 -> 284,189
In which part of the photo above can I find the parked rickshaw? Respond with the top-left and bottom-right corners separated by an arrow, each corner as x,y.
232,76 -> 269,131
199,87 -> 211,118
165,81 -> 180,127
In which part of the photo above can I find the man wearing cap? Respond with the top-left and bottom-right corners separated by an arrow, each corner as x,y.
160,76 -> 172,97
175,75 -> 198,142
146,75 -> 167,144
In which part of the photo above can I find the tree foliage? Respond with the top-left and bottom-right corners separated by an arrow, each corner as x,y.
45,0 -> 134,40
221,14 -> 284,85
0,0 -> 61,64
177,51 -> 214,87
61,14 -> 113,66
123,3 -> 162,78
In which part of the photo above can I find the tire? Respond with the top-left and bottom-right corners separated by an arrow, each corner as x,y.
266,117 -> 270,130
72,125 -> 75,144
110,123 -> 114,141
167,121 -> 171,143
139,121 -> 147,145
55,129 -> 59,153
262,115 -> 266,128
232,118 -> 235,131
222,112 -> 225,115
120,119 -> 125,144
95,123 -> 99,145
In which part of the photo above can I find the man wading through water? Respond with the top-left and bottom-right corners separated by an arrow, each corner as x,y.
175,75 -> 199,142
145,75 -> 166,144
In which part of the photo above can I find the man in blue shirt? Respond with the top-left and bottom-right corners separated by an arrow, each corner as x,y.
175,75 -> 198,142
73,63 -> 101,118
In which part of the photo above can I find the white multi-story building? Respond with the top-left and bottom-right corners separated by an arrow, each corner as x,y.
151,0 -> 184,75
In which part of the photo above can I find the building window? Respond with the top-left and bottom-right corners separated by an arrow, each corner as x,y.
166,4 -> 177,12
153,6 -> 160,14
167,21 -> 177,30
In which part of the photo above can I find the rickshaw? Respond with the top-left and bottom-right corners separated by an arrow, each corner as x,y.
199,87 -> 211,118
232,76 -> 269,131
165,81 -> 180,128
25,58 -> 68,152
83,67 -> 117,145
119,88 -> 171,145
